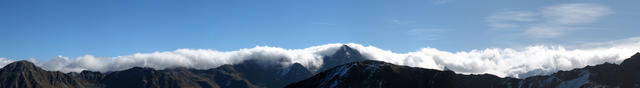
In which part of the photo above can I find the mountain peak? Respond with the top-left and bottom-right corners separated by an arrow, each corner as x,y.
331,45 -> 362,59
632,52 -> 640,58
621,52 -> 640,67
0,60 -> 40,72
7,60 -> 35,66
319,45 -> 367,71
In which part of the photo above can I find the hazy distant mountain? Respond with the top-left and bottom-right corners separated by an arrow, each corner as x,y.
286,53 -> 640,88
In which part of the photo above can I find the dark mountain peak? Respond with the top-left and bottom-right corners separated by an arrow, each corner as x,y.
285,63 -> 312,76
5,60 -> 36,68
332,45 -> 362,59
289,63 -> 306,71
629,52 -> 640,60
1,60 -> 41,72
8,60 -> 34,65
319,45 -> 367,71
628,52 -> 640,60
279,63 -> 313,85
621,52 -> 640,68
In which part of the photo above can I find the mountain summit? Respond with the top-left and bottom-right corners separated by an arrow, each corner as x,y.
1,61 -> 38,72
0,60 -> 86,88
319,45 -> 366,72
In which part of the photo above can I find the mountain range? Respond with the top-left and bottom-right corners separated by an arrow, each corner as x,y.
0,45 -> 638,88
287,51 -> 640,88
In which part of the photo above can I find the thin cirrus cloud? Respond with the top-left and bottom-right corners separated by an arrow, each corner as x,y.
487,3 -> 613,38
487,10 -> 538,29
1,37 -> 639,78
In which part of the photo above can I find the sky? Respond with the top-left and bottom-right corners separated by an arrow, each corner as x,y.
1,0 -> 639,61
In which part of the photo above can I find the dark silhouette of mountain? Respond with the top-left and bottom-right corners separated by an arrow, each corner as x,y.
287,52 -> 640,88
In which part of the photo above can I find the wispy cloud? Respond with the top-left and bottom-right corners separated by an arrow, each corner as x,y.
487,3 -> 613,38
487,10 -> 538,29
0,57 -> 14,68
541,3 -> 613,25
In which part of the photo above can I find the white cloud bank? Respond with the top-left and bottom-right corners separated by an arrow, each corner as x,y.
1,37 -> 639,78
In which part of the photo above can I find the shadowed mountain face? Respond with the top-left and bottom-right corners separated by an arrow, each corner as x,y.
287,53 -> 640,88
319,45 -> 366,72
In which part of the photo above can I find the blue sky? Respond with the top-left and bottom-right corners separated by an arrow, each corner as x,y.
1,0 -> 639,60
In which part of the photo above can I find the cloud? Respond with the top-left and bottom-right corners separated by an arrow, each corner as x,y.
0,57 -> 14,68
487,11 -> 538,29
22,44 -> 345,72
487,3 -> 613,38
523,24 -> 574,38
541,3 -> 613,25
337,37 -> 639,78
1,37 -> 639,78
